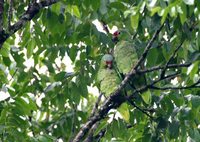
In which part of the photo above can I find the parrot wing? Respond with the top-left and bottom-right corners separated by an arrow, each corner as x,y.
114,40 -> 146,89
114,41 -> 138,74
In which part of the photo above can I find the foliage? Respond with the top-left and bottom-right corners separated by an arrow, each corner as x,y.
0,0 -> 200,142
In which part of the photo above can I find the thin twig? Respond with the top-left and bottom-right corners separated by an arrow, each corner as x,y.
127,98 -> 153,119
137,62 -> 191,74
69,104 -> 77,142
128,72 -> 180,100
131,32 -> 138,40
9,68 -> 18,82
8,0 -> 13,30
55,63 -> 60,71
160,20 -> 198,79
160,41 -> 184,78
101,20 -> 110,34
83,94 -> 104,141
0,0 -> 4,32
150,79 -> 200,90
134,24 -> 164,70
91,93 -> 103,117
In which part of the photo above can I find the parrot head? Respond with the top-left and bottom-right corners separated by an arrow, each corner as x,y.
112,29 -> 131,43
112,31 -> 120,44
101,54 -> 114,69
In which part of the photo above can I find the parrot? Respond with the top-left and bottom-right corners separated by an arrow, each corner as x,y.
97,54 -> 121,97
113,30 -> 146,89
97,54 -> 131,122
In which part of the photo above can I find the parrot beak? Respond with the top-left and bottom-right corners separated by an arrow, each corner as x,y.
107,63 -> 112,69
106,61 -> 112,69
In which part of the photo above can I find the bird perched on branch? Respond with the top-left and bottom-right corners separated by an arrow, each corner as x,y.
97,54 -> 121,97
113,30 -> 146,89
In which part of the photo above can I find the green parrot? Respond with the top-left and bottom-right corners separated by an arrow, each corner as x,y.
97,54 -> 121,97
97,54 -> 131,122
113,30 -> 146,89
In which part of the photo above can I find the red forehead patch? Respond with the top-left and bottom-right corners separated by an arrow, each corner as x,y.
106,61 -> 112,64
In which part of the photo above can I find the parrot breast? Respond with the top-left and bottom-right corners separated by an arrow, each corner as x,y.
97,68 -> 121,96
114,41 -> 138,74
97,54 -> 121,96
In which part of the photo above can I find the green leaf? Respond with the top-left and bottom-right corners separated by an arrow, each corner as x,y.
110,2 -> 126,10
37,135 -> 54,142
147,47 -> 159,67
179,3 -> 187,24
94,119 -> 108,136
15,97 -> 32,115
150,7 -> 161,16
187,61 -> 199,81
124,6 -> 137,18
68,5 -> 81,18
28,98 -> 38,111
130,12 -> 139,30
118,103 -> 130,123
157,117 -> 168,129
111,119 -> 127,138
70,82 -> 81,104
42,59 -> 55,73
27,39 -> 35,58
185,95 -> 200,108
0,108 -> 7,123
0,42 -> 10,57
183,0 -> 194,5
161,7 -> 170,24
0,64 -> 8,84
168,120 -> 179,139
91,0 -> 100,11
141,90 -> 151,104
69,46 -> 78,62
3,57 -> 11,66
54,72 -> 66,81
179,107 -> 194,120
99,0 -> 108,15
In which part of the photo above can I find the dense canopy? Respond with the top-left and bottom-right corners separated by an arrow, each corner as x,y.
0,0 -> 200,142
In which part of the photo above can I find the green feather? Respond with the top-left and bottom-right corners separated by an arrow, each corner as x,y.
97,68 -> 121,96
114,41 -> 138,74
97,54 -> 121,96
114,41 -> 146,89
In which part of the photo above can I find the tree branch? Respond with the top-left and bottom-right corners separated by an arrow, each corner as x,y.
8,0 -> 13,30
91,93 -> 103,117
69,104 -> 77,142
137,63 -> 191,74
160,41 -> 184,78
0,0 -> 59,47
160,20 -> 198,79
101,20 -> 110,34
0,0 -> 4,32
83,122 -> 100,142
128,72 -> 180,101
150,79 -> 200,90
82,94 -> 104,142
72,94 -> 125,142
85,72 -> 180,142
